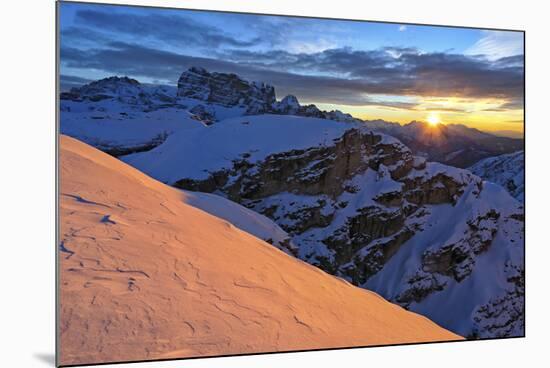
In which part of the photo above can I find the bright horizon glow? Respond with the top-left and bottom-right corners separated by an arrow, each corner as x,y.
427,112 -> 441,126
314,100 -> 524,136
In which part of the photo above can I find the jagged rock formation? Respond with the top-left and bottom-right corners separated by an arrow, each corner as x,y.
177,67 -> 276,114
60,76 -> 177,107
176,67 -> 359,122
122,114 -> 524,339
271,94 -> 359,122
273,94 -> 300,114
469,151 -> 524,202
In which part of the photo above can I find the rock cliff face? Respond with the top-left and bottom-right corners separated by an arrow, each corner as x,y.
177,67 -> 276,114
177,68 -> 359,122
122,115 -> 524,339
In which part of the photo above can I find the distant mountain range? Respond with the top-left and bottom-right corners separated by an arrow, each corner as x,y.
60,67 -> 525,339
61,68 -> 523,169
363,120 -> 523,168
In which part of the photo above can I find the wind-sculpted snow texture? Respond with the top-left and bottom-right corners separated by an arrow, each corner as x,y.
59,135 -> 460,365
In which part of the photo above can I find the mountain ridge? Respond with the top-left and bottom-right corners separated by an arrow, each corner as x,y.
60,68 -> 523,168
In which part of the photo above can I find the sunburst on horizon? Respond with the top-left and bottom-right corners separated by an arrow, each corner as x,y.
427,112 -> 441,127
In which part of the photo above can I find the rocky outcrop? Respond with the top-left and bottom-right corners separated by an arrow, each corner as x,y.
177,67 -> 361,122
60,76 -> 181,111
177,67 -> 276,113
60,76 -> 141,102
272,94 -> 359,123
273,95 -> 300,114
189,104 -> 216,125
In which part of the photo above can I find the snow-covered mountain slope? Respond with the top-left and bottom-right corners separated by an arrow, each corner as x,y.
122,114 -> 363,183
59,69 -> 361,156
364,120 -> 524,168
181,190 -> 298,255
59,135 -> 460,365
60,75 -> 249,155
122,114 -> 524,339
468,151 -> 524,202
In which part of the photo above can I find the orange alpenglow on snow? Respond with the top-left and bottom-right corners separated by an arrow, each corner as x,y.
58,135 -> 462,366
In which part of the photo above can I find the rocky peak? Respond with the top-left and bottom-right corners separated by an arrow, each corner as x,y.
273,95 -> 301,114
325,109 -> 358,123
177,67 -> 276,112
82,76 -> 141,90
61,76 -> 141,100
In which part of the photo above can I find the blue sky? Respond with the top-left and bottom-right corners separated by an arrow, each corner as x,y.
58,2 -> 524,132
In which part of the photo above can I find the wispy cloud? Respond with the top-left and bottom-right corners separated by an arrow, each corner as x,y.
466,30 -> 523,61
74,9 -> 261,48
286,39 -> 337,54
399,25 -> 407,32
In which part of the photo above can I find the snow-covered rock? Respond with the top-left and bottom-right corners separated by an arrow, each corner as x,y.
273,95 -> 301,114
272,94 -> 359,123
122,114 -> 524,339
469,151 -> 524,202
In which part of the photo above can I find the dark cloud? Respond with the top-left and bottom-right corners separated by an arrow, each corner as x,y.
61,42 -> 251,82
494,54 -> 524,67
61,26 -> 113,46
59,74 -> 93,91
60,39 -> 523,108
59,42 -> 378,104
221,47 -> 524,101
74,9 -> 261,48
480,99 -> 524,112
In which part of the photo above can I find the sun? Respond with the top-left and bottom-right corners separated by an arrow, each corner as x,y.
427,112 -> 441,126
